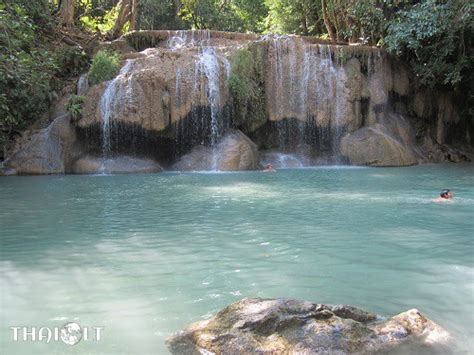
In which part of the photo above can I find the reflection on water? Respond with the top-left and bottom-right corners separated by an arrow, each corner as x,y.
0,165 -> 473,354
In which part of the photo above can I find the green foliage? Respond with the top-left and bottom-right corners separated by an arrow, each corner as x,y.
0,0 -> 91,156
385,0 -> 473,89
229,46 -> 267,131
87,50 -> 121,86
66,95 -> 86,122
265,0 -> 323,36
79,0 -> 120,34
138,0 -> 186,30
54,45 -> 90,78
343,1 -> 385,44
229,49 -> 254,99
179,0 -> 268,33
0,3 -> 55,130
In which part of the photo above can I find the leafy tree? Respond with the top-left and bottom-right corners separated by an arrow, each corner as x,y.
107,0 -> 139,39
179,0 -> 267,33
78,0 -> 121,33
0,1 -> 56,132
0,0 -> 88,154
266,0 -> 323,36
385,0 -> 473,89
137,0 -> 186,30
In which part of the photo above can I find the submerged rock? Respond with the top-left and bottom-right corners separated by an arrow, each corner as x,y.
167,298 -> 452,355
172,130 -> 258,171
72,155 -> 162,174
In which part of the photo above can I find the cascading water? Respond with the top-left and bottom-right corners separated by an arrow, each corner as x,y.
99,61 -> 134,172
197,48 -> 221,146
267,36 -> 347,162
94,31 -> 392,171
169,30 -> 230,170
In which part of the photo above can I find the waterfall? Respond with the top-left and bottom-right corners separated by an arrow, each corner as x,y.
99,60 -> 134,172
169,30 -> 230,169
267,36 -> 346,160
197,47 -> 222,146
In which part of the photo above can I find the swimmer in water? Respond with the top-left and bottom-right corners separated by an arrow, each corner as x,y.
262,163 -> 276,173
433,189 -> 453,202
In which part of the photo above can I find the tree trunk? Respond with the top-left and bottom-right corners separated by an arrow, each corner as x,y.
173,0 -> 181,16
108,0 -> 131,40
59,0 -> 75,28
129,0 -> 139,31
330,0 -> 342,42
321,0 -> 336,42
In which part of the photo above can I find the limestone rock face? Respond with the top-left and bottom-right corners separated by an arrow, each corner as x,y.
72,155 -> 162,174
341,126 -> 418,167
3,114 -> 82,175
172,130 -> 258,171
79,46 -> 232,133
167,298 -> 452,355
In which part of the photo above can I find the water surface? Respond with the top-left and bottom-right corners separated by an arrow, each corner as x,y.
1,165 -> 473,354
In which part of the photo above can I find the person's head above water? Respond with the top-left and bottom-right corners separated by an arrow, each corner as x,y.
440,189 -> 453,199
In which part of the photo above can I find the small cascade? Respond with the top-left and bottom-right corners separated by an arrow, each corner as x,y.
99,60 -> 134,172
197,47 -> 222,146
169,30 -> 230,169
266,36 -> 348,160
167,30 -> 213,50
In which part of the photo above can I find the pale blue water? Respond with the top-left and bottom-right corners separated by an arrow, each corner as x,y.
0,165 -> 473,354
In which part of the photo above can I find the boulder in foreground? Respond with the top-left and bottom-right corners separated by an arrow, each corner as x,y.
167,297 -> 452,354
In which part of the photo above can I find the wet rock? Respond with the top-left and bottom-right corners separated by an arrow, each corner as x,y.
217,130 -> 259,171
71,155 -> 162,174
79,46 -> 233,133
3,114 -> 82,175
171,145 -> 213,171
172,130 -> 258,171
167,298 -> 453,355
340,124 -> 418,167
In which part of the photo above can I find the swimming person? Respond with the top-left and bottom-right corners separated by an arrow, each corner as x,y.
433,189 -> 453,202
262,163 -> 276,173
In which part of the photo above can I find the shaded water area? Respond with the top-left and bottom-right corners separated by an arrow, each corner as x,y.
1,165 -> 473,354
